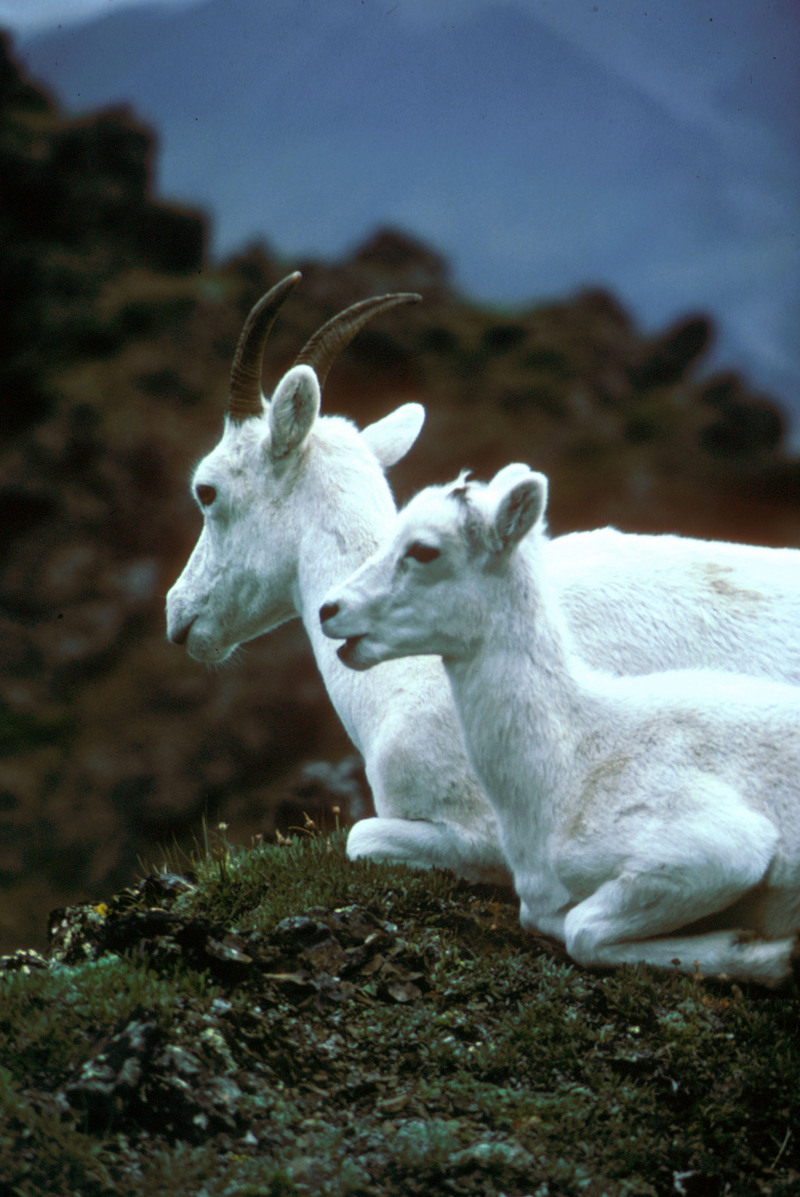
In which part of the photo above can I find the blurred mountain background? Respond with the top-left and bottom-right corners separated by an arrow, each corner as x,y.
1,3 -> 799,951
8,0 -> 800,426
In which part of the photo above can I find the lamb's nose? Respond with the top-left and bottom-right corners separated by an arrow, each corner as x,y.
170,617 -> 196,646
319,601 -> 339,626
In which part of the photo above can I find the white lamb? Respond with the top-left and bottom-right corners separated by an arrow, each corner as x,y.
320,465 -> 800,984
167,272 -> 800,892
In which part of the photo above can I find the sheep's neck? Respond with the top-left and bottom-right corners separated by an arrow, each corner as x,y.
295,467 -> 398,754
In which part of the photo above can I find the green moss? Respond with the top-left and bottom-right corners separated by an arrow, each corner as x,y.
174,827 -> 471,933
0,955 -> 215,1089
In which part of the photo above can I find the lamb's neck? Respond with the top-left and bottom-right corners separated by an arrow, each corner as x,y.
445,552 -> 588,842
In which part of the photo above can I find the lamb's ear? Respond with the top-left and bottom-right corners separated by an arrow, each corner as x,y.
269,365 -> 321,459
490,468 -> 547,551
361,403 -> 425,468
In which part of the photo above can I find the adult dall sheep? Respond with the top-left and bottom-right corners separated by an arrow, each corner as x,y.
166,272 -> 510,882
167,272 -> 800,891
320,465 -> 800,984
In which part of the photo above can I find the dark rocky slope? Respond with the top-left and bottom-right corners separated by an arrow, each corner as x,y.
2,839 -> 800,1195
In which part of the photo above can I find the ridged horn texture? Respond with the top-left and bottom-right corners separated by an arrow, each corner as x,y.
293,292 -> 422,391
227,271 -> 302,421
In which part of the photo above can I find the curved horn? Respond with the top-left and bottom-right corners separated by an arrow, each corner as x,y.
293,292 -> 421,391
228,271 -> 302,421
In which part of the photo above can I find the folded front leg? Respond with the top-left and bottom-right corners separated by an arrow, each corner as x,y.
346,815 -> 512,886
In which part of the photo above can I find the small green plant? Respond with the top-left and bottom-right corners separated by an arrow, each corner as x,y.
202,817 -> 234,887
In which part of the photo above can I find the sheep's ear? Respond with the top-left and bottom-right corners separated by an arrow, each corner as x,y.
362,403 -> 425,468
490,468 -> 547,551
269,365 -> 321,459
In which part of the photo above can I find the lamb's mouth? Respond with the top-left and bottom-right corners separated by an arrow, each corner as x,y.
337,634 -> 370,670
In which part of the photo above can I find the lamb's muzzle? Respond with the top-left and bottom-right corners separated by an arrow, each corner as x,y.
319,601 -> 340,625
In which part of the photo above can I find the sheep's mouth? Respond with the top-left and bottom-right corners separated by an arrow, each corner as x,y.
170,615 -> 197,648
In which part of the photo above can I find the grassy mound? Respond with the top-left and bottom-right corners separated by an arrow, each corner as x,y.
1,829 -> 799,1196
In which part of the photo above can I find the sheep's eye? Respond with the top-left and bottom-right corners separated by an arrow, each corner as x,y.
196,483 -> 217,507
405,541 -> 440,564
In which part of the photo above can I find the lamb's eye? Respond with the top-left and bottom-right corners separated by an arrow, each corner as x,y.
405,541 -> 440,564
196,483 -> 217,507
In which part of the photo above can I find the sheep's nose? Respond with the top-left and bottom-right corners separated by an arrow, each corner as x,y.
319,601 -> 339,626
170,617 -> 196,646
